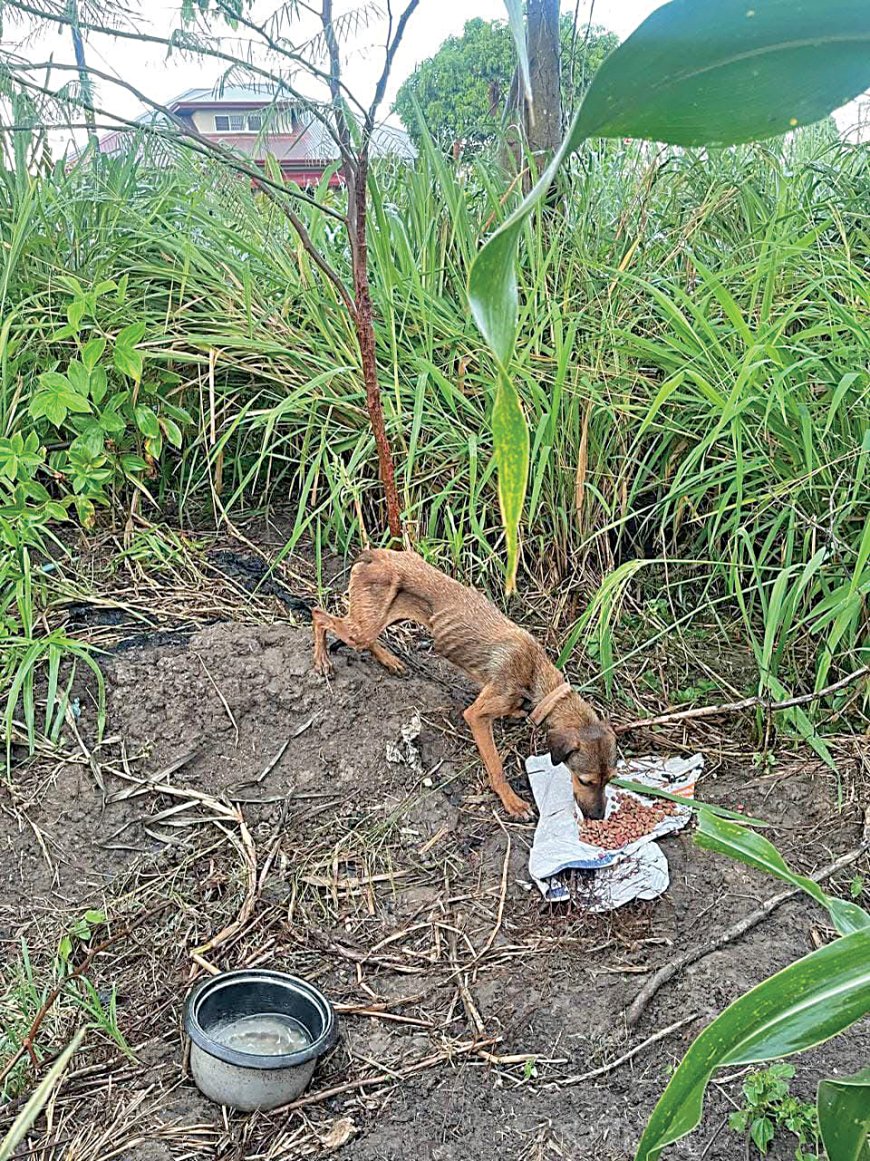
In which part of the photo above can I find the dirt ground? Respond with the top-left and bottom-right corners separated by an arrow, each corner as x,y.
2,579 -> 868,1160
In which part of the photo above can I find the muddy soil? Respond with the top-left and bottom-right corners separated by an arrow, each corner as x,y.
1,616 -> 867,1161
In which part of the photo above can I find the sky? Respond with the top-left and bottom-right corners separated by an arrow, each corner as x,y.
2,0 -> 867,146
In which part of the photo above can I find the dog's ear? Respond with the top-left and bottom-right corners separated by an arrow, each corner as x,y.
548,729 -> 577,767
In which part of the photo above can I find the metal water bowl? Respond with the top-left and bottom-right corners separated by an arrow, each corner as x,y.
184,969 -> 336,1111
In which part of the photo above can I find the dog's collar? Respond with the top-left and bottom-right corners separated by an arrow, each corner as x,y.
529,682 -> 572,726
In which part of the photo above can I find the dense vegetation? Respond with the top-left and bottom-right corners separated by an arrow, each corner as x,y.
1,119 -> 868,753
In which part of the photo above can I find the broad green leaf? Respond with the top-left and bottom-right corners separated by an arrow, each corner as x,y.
30,392 -> 67,426
38,370 -> 70,392
115,321 -> 146,348
160,416 -> 183,449
74,496 -> 95,527
469,225 -> 520,368
59,391 -> 91,415
134,405 -> 160,440
81,337 -> 106,372
818,1069 -> 870,1161
163,402 -> 194,425
635,930 -> 870,1161
750,1116 -> 774,1155
120,454 -> 148,474
475,0 -> 870,583
67,360 -> 90,396
21,480 -> 49,504
65,298 -> 86,330
114,346 -> 144,380
576,0 -> 870,147
89,366 -> 108,405
75,425 -> 106,458
492,371 -> 529,592
0,1029 -> 85,1160
99,408 -> 126,435
696,811 -> 870,935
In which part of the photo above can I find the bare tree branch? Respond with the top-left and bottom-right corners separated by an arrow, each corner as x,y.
615,665 -> 870,735
319,0 -> 356,176
368,0 -> 420,130
6,60 -> 348,223
212,0 -> 368,122
1,0 -> 345,150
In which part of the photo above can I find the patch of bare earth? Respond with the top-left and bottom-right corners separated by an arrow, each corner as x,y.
1,612 -> 867,1161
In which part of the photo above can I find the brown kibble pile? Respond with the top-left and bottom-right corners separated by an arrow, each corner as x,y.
580,793 -> 676,850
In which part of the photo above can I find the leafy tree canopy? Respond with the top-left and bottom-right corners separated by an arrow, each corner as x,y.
393,17 -> 619,148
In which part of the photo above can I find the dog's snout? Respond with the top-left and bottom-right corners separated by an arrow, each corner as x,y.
573,779 -> 607,820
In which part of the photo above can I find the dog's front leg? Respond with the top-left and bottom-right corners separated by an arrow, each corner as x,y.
463,686 -> 533,820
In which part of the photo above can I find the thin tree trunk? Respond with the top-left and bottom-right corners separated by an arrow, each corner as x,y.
350,152 -> 402,539
68,0 -> 98,149
526,0 -> 561,161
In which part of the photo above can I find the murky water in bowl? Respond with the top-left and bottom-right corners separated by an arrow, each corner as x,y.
211,1013 -> 311,1056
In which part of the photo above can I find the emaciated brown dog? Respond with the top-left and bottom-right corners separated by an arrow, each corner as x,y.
312,549 -> 617,820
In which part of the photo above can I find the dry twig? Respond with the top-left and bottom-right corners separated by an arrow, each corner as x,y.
276,1037 -> 497,1112
627,839 -> 869,1026
616,666 -> 869,735
551,1011 -> 701,1086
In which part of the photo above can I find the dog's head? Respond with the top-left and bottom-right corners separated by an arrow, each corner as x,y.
548,721 -> 617,820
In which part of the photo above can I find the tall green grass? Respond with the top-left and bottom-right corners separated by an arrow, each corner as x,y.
1,121 -> 867,748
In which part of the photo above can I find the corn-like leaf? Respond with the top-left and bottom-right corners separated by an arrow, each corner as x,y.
817,1069 -> 870,1161
635,930 -> 870,1161
613,780 -> 769,828
578,0 -> 870,148
696,811 -> 870,936
502,0 -> 531,118
492,371 -> 529,592
474,0 -> 870,584
0,1029 -> 85,1160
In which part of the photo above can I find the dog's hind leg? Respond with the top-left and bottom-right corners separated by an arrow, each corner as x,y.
312,558 -> 406,676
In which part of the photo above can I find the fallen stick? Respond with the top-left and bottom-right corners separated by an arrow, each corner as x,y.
311,934 -> 427,975
477,1050 -> 568,1066
275,1037 -> 497,1112
626,840 -> 869,1027
615,665 -> 869,735
333,1005 -> 434,1028
550,1011 -> 701,1087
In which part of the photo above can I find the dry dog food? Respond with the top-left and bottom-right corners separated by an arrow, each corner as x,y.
580,792 -> 676,849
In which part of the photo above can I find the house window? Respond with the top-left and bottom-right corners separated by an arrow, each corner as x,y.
214,114 -> 246,132
247,114 -> 263,131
